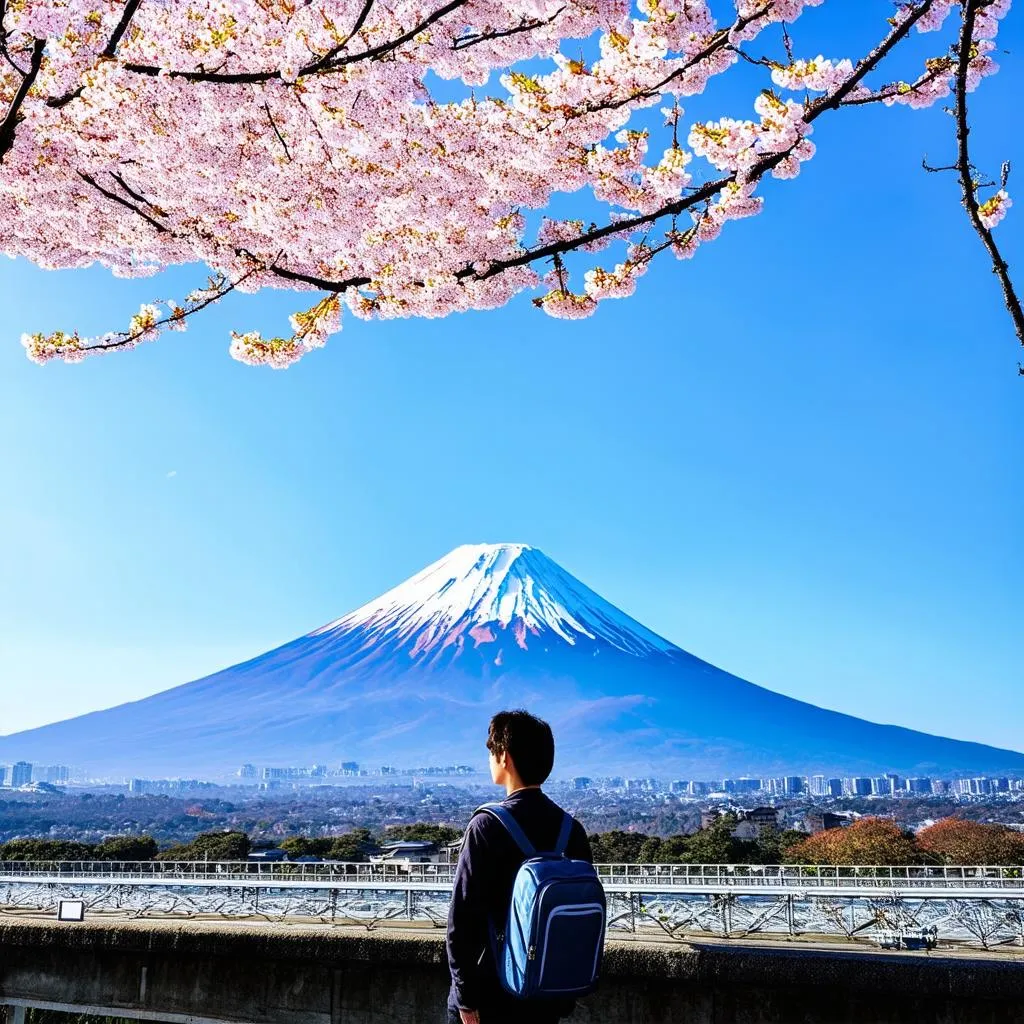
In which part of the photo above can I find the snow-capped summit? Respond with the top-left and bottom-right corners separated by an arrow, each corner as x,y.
314,542 -> 678,659
3,543 -> 1024,780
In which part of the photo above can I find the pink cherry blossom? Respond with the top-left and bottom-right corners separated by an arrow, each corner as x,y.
0,0 -> 1010,366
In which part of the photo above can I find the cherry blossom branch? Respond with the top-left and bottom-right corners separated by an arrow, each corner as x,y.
49,0 -> 145,108
263,100 -> 292,162
82,259 -> 273,354
453,7 -> 566,51
78,170 -> 169,234
109,0 -> 469,85
0,37 -> 44,163
21,258 -> 277,365
579,5 -> 773,117
79,168 -> 369,293
839,59 -> 952,106
953,0 -> 1024,360
301,0 -> 378,74
103,0 -> 144,58
462,0 -> 938,284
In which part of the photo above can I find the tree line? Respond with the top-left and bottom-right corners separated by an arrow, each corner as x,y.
2,817 -> 1022,866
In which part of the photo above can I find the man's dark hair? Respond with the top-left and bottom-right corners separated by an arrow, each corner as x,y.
487,709 -> 555,786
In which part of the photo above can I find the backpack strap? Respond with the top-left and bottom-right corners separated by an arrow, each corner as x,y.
554,811 -> 574,857
473,802 -> 537,858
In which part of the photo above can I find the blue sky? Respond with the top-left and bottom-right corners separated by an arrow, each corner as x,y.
0,2 -> 1021,755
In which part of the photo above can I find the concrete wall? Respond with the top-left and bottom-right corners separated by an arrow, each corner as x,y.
1,918 -> 1022,1024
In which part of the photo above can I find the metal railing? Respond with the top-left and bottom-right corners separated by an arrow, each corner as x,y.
1,861 -> 1022,889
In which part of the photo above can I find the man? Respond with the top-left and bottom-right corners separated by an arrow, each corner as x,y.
446,709 -> 593,1024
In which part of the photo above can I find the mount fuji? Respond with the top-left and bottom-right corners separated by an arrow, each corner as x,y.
2,543 -> 1022,779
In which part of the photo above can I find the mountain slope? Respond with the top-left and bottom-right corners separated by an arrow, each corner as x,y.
2,543 -> 1021,779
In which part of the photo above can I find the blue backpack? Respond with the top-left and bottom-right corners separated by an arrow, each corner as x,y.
475,802 -> 606,1000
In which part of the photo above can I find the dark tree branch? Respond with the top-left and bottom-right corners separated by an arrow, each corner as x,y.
578,6 -> 773,118
263,100 -> 292,161
103,0 -> 144,58
78,170 -> 169,234
453,7 -> 565,51
49,0 -> 145,108
0,36 -> 44,163
464,0 -> 938,285
98,0 -> 468,86
300,0 -> 376,74
952,0 -> 1024,365
84,259 -> 274,353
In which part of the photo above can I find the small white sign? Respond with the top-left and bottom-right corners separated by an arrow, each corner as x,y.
57,900 -> 85,922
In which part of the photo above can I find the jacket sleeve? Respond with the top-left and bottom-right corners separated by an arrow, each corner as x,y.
446,815 -> 493,1010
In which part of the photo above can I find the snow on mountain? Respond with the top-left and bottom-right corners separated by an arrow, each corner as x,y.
312,543 -> 678,659
2,542 -> 1023,779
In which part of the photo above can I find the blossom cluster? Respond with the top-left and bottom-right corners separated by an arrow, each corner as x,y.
0,0 -> 1013,366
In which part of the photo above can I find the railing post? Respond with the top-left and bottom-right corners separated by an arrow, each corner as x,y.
786,895 -> 795,936
406,887 -> 413,920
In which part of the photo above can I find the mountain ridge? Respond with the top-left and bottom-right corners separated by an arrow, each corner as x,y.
2,542 -> 1021,779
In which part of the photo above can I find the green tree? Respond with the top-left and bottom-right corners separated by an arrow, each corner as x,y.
651,835 -> 691,863
95,835 -> 159,861
383,823 -> 460,845
156,830 -> 251,861
588,830 -> 648,863
279,837 -> 335,858
328,827 -> 377,862
0,839 -> 96,861
683,816 -> 744,864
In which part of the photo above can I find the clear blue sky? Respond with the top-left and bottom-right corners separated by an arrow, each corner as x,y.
0,3 -> 1021,753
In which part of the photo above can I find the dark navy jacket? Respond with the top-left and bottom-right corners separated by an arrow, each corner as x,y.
445,787 -> 592,1018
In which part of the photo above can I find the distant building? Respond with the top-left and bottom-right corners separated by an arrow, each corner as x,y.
10,762 -> 31,788
784,776 -> 805,796
731,807 -> 778,839
370,841 -> 445,866
572,777 -> 592,791
809,775 -> 828,797
34,765 -> 69,784
843,777 -> 872,797
669,780 -> 689,794
248,848 -> 289,862
906,777 -> 932,795
804,811 -> 849,833
238,764 -> 257,779
0,765 -> 5,787
340,761 -> 360,774
827,778 -> 843,797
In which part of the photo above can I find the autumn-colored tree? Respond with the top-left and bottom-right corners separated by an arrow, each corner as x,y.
786,817 -> 918,865
917,817 -> 1024,865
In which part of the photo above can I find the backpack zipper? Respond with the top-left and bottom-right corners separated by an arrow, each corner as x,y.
528,946 -> 536,961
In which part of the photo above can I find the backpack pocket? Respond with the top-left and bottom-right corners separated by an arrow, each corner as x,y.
537,903 -> 606,995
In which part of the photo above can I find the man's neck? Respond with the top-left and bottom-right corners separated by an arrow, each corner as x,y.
505,782 -> 542,798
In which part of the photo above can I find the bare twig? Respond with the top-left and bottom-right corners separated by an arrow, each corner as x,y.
952,0 -> 1024,364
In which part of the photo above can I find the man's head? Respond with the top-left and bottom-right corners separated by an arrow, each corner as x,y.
486,709 -> 555,789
